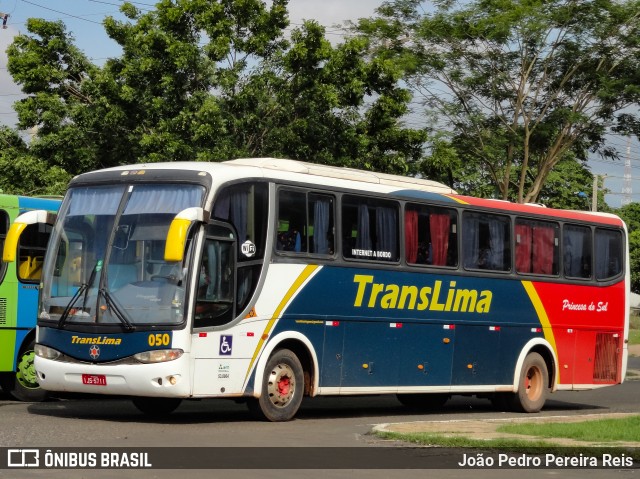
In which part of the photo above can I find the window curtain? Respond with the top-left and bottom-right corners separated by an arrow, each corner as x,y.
230,190 -> 248,242
564,228 -> 585,277
124,185 -> 203,214
488,220 -> 505,270
313,198 -> 330,254
68,186 -> 125,216
532,226 -> 555,274
405,210 -> 419,263
355,204 -> 372,250
430,213 -> 450,266
376,206 -> 397,260
515,223 -> 532,272
463,217 -> 480,268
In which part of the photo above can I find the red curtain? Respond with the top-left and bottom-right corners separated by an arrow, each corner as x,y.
405,210 -> 418,263
533,226 -> 555,274
430,214 -> 450,266
515,224 -> 532,273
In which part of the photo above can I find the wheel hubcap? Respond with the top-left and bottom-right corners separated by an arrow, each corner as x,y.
16,351 -> 38,389
267,363 -> 295,408
525,366 -> 542,401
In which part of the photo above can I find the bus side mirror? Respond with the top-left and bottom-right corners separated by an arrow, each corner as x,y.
165,207 -> 207,262
3,210 -> 57,263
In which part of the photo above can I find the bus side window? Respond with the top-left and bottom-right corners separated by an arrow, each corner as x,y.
563,224 -> 592,279
276,189 -> 335,256
405,204 -> 458,267
0,210 -> 8,283
515,218 -> 559,275
18,222 -> 52,282
462,212 -> 511,272
342,196 -> 399,262
277,190 -> 306,253
595,228 -> 623,280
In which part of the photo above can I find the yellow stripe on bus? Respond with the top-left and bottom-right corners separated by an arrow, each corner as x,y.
243,264 -> 320,385
522,280 -> 558,357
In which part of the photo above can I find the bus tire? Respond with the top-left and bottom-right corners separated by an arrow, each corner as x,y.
1,340 -> 49,402
510,352 -> 549,413
132,397 -> 182,417
248,348 -> 304,422
396,393 -> 448,410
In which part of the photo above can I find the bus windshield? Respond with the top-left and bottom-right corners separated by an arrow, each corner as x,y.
40,183 -> 205,328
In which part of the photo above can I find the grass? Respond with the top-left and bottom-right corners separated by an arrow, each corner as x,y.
496,416 -> 640,443
630,314 -> 640,345
373,416 -> 640,459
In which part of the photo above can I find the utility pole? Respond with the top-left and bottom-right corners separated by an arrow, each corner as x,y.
621,136 -> 632,207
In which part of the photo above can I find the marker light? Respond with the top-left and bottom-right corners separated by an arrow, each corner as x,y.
134,349 -> 184,364
34,344 -> 62,360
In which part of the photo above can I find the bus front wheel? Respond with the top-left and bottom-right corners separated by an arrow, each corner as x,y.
248,348 -> 304,422
510,352 -> 549,413
0,340 -> 49,402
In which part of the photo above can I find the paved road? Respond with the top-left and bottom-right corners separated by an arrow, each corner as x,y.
1,356 -> 639,479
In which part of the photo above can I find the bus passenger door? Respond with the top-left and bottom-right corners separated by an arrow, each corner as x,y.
397,322 -> 454,387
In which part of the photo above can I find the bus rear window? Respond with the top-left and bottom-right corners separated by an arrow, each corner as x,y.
595,228 -> 623,280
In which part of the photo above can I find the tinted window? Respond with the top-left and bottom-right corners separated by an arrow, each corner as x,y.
463,212 -> 511,272
277,189 -> 335,256
595,228 -> 623,280
405,204 -> 458,267
342,196 -> 399,262
515,218 -> 559,275
563,224 -> 592,279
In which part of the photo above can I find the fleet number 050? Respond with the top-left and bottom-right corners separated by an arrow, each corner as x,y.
148,333 -> 171,347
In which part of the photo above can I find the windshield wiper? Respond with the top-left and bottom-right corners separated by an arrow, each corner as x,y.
100,289 -> 135,331
57,261 -> 100,328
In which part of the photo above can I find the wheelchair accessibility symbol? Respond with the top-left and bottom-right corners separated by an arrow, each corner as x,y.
219,335 -> 233,355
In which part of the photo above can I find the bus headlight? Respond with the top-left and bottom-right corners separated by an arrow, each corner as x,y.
134,349 -> 183,364
35,344 -> 62,360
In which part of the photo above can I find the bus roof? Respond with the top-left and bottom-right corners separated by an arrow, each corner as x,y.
71,158 -> 624,227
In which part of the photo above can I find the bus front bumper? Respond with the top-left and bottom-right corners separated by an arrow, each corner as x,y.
34,355 -> 191,398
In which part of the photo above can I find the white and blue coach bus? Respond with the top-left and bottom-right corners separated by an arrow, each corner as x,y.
3,158 -> 628,420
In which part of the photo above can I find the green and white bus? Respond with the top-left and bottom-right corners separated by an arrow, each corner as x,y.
0,194 -> 60,401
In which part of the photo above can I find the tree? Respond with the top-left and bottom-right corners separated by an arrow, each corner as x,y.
0,127 -> 70,195
357,0 -> 640,203
3,0 -> 426,187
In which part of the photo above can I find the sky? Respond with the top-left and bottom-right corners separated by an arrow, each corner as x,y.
0,0 -> 638,209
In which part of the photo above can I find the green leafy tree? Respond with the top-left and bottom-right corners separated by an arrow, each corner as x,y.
357,0 -> 640,202
4,0 -> 426,184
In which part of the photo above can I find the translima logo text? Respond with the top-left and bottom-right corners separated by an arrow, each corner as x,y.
71,336 -> 122,345
353,275 -> 493,313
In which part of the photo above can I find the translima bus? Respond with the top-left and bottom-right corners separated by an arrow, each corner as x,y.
4,159 -> 628,420
0,194 -> 60,401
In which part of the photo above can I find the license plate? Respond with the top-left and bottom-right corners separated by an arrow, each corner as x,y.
82,374 -> 107,386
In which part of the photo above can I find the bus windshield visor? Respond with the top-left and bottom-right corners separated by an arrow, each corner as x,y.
40,183 -> 205,327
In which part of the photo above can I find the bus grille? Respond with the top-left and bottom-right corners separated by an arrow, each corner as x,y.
593,333 -> 619,383
0,297 -> 5,325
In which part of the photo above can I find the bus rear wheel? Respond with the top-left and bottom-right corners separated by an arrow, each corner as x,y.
132,397 -> 182,417
0,340 -> 49,402
248,349 -> 304,422
509,352 -> 549,413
